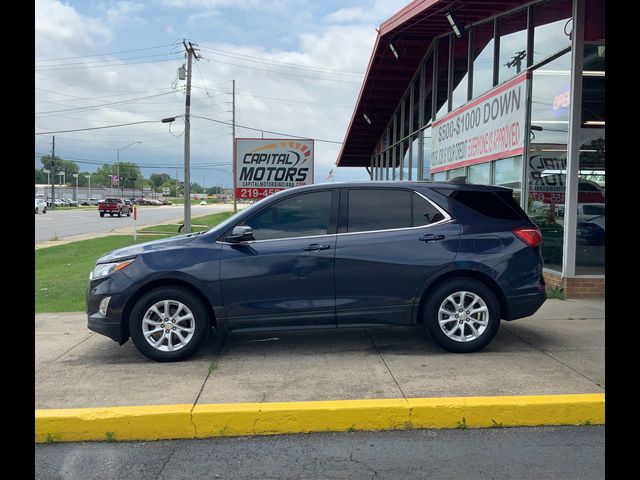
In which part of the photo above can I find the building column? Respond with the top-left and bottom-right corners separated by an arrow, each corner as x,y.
562,0 -> 585,278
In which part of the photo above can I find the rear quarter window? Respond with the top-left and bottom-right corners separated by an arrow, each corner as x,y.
447,190 -> 527,221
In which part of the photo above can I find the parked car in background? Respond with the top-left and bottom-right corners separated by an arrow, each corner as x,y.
199,200 -> 208,205
98,198 -> 132,217
87,181 -> 546,362
53,198 -> 66,207
66,199 -> 79,207
35,198 -> 48,214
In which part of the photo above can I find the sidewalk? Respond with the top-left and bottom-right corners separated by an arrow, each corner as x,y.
35,299 -> 604,441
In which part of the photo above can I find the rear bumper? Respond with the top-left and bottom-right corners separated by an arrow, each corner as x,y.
503,291 -> 546,321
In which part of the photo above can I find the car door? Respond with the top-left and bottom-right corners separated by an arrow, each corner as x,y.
219,189 -> 338,330
335,187 -> 461,326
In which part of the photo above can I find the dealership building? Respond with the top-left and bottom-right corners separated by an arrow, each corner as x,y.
337,0 -> 605,297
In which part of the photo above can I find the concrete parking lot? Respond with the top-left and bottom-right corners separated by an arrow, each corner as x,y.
35,298 -> 604,410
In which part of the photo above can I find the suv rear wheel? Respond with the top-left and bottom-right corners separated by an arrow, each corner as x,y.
423,278 -> 500,353
129,287 -> 209,362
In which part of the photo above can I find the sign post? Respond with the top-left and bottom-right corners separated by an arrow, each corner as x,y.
234,138 -> 314,201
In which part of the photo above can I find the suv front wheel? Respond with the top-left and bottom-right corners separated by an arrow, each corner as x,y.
423,278 -> 500,353
129,287 -> 209,362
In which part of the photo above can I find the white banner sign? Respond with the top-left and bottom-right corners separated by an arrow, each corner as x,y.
235,138 -> 314,200
431,73 -> 528,173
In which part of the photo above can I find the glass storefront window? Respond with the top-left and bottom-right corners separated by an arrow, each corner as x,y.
451,34 -> 469,111
468,162 -> 490,184
432,172 -> 446,181
493,156 -> 522,201
423,52 -> 434,126
472,20 -> 495,98
533,0 -> 572,64
422,126 -> 432,180
527,51 -> 571,272
498,8 -> 528,83
435,36 -> 450,119
575,43 -> 605,275
410,135 -> 419,180
403,93 -> 411,138
412,75 -> 420,131
447,167 -> 465,180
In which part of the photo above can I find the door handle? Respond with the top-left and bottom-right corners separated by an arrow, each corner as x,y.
419,234 -> 445,242
304,243 -> 330,252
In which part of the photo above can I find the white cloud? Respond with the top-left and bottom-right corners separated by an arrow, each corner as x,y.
35,0 -> 112,57
34,0 -> 392,185
103,1 -> 147,27
325,0 -> 403,25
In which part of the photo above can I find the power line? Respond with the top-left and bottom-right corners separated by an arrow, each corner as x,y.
190,114 -> 343,144
35,52 -> 183,69
35,56 -> 183,72
197,45 -> 364,76
35,120 -> 161,135
35,91 -> 180,116
199,55 -> 361,84
35,43 -> 180,62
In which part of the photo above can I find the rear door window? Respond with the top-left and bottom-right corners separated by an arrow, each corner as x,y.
347,189 -> 412,233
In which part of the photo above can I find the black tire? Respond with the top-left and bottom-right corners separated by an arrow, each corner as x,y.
100,212 -> 105,217
126,210 -> 131,217
129,287 -> 209,362
110,213 -> 114,217
423,277 -> 500,353
118,209 -> 122,217
43,207 -> 47,214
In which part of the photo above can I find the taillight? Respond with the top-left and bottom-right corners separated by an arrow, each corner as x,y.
513,227 -> 542,248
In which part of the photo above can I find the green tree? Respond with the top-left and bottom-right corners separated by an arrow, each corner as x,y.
149,173 -> 171,190
40,155 -> 79,184
206,186 -> 223,195
190,182 -> 203,193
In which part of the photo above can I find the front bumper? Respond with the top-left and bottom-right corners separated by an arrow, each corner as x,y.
86,272 -> 134,344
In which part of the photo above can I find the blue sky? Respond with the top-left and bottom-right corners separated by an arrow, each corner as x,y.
35,0 -> 406,188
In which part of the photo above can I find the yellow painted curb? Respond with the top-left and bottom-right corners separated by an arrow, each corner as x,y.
35,394 -> 604,443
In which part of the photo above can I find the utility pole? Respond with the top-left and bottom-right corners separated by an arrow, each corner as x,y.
232,79 -> 237,214
50,136 -> 55,207
182,40 -> 199,234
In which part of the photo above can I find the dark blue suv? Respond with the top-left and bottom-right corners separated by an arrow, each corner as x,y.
87,182 -> 546,361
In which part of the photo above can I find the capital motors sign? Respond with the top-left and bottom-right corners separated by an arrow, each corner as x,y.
235,138 -> 314,199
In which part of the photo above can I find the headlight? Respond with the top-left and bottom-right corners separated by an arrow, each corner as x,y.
89,259 -> 135,280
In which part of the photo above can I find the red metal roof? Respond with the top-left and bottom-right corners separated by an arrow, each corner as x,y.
336,0 -> 528,167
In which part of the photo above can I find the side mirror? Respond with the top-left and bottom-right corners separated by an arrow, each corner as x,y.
226,225 -> 254,243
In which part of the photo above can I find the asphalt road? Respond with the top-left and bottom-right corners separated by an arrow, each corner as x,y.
35,426 -> 604,480
34,204 -> 236,242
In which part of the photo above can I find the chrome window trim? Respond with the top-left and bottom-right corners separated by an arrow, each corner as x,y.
216,190 -> 452,245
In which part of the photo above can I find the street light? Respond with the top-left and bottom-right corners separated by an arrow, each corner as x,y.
116,141 -> 142,196
85,174 -> 92,201
57,172 -> 65,202
72,173 -> 79,201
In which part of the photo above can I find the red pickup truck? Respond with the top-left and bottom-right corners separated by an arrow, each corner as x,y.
99,198 -> 132,217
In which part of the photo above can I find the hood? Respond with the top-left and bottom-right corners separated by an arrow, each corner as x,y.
97,234 -> 200,263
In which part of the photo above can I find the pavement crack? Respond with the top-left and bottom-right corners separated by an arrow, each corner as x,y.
153,441 -> 180,480
191,331 -> 228,412
503,326 -> 603,388
349,452 -> 379,479
35,333 -> 95,374
364,328 -> 407,401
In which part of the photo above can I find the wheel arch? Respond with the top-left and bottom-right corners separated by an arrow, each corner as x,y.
120,278 -> 217,344
413,269 -> 507,325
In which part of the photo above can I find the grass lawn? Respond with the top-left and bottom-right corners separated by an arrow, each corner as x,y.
139,211 -> 235,234
36,235 -> 163,313
36,211 -> 236,313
